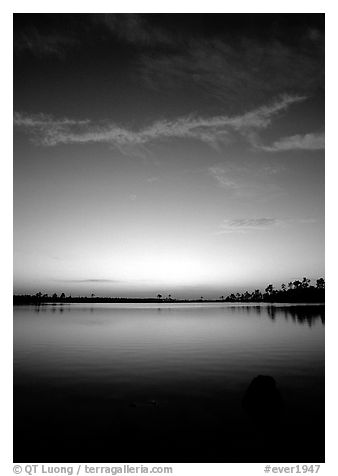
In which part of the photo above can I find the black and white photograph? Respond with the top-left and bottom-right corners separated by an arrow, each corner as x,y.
12,11 -> 325,468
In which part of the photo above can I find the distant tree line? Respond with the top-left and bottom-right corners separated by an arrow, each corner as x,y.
13,277 -> 324,305
223,277 -> 325,303
13,294 -> 174,305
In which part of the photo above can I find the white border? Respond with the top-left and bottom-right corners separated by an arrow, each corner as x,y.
2,3 -> 336,475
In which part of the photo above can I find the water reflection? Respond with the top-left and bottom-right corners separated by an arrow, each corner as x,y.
222,303 -> 324,326
14,303 -> 324,463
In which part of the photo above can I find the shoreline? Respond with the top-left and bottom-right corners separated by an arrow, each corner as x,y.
13,297 -> 325,305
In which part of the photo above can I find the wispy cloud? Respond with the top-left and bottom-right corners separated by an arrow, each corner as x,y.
208,165 -> 241,191
216,216 -> 317,234
208,163 -> 286,200
14,95 -> 305,150
218,218 -> 278,234
14,113 -> 90,128
146,176 -> 160,183
260,132 -> 324,152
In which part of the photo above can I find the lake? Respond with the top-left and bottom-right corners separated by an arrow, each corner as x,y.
14,303 -> 325,462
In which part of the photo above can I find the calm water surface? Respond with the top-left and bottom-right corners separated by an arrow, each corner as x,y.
14,303 -> 324,462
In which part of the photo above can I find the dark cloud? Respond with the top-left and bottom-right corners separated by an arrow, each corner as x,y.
137,34 -> 324,110
13,13 -> 176,58
13,14 -> 324,117
14,24 -> 80,58
96,14 -> 175,47
57,279 -> 124,284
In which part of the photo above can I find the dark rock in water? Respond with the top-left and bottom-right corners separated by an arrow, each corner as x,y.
242,375 -> 284,422
129,400 -> 159,408
147,400 -> 159,407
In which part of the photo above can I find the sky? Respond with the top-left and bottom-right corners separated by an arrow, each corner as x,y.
13,14 -> 325,298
